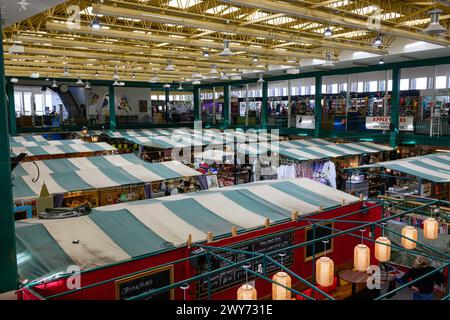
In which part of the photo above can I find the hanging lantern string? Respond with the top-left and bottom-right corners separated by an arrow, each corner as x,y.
360,228 -> 366,244
322,240 -> 329,257
380,222 -> 386,237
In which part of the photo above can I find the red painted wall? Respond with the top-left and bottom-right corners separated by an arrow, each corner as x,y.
20,202 -> 383,300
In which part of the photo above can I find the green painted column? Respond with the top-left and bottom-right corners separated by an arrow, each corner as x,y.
261,80 -> 268,129
390,67 -> 400,148
314,76 -> 323,138
0,22 -> 18,293
6,82 -> 17,135
108,85 -> 116,131
193,87 -> 200,121
223,85 -> 230,129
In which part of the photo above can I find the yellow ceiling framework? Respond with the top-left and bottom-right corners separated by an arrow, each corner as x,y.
2,0 -> 450,84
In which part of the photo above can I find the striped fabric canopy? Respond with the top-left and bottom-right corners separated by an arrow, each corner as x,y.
277,142 -> 393,161
106,128 -> 187,138
277,138 -> 332,149
355,153 -> 450,183
15,178 -> 359,281
11,135 -> 48,143
11,140 -> 117,157
12,154 -> 201,200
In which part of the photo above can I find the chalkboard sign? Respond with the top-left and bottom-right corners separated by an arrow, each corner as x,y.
304,222 -> 334,261
195,232 -> 294,297
115,265 -> 174,300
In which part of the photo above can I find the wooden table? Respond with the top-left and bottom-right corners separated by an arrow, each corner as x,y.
338,269 -> 371,297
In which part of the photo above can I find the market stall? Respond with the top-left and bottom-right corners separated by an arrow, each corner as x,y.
12,154 -> 202,217
347,153 -> 450,200
16,178 -> 370,300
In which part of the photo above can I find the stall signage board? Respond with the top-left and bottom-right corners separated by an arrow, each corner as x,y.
365,116 -> 414,131
115,265 -> 174,300
195,232 -> 294,297
296,115 -> 315,129
420,182 -> 432,197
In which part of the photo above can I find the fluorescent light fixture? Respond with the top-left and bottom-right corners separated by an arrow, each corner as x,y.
230,75 -> 241,80
10,77 -> 18,83
423,9 -> 447,35
192,72 -> 202,78
192,80 -> 201,85
286,68 -> 300,74
219,40 -> 233,56
163,83 -> 171,88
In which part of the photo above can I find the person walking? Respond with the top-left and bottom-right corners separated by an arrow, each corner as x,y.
400,256 -> 446,300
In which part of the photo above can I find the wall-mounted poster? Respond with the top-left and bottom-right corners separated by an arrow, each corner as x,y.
139,100 -> 148,113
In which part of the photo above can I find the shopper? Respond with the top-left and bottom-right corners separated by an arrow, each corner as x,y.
400,256 -> 446,300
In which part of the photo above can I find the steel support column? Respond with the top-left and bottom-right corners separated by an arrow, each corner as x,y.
223,85 -> 230,129
108,85 -> 116,131
193,86 -> 200,121
6,82 -> 16,135
261,80 -> 268,129
0,16 -> 18,293
390,67 -> 401,148
314,76 -> 323,137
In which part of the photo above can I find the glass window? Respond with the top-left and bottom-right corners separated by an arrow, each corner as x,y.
400,79 -> 409,90
435,76 -> 447,89
23,92 -> 32,115
357,82 -> 364,92
14,92 -> 22,115
331,84 -> 338,94
368,81 -> 378,92
34,94 -> 44,115
45,92 -> 53,110
412,77 -> 427,90
321,84 -> 327,94
388,80 -> 393,91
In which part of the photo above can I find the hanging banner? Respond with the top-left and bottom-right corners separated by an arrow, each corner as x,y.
365,116 -> 414,131
296,115 -> 315,129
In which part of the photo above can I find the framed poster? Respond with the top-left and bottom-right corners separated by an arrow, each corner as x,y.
115,265 -> 174,300
304,222 -> 334,262
139,100 -> 148,113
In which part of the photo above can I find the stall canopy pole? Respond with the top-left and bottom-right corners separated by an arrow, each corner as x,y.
0,8 -> 18,293
224,85 -> 230,129
390,67 -> 400,149
6,82 -> 17,135
108,85 -> 116,131
314,76 -> 323,137
193,86 -> 200,121
261,80 -> 268,129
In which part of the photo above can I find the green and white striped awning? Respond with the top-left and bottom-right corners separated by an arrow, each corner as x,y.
354,153 -> 450,183
15,178 -> 359,281
11,140 -> 117,157
277,142 -> 392,161
10,135 -> 48,143
12,154 -> 201,200
277,138 -> 332,149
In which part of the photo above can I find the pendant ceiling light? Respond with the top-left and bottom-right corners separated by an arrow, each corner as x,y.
220,73 -> 229,80
209,64 -> 219,74
423,9 -> 447,35
316,240 -> 334,287
375,237 -> 391,262
192,79 -> 201,85
252,56 -> 259,63
85,81 -> 91,89
113,69 -> 120,80
192,72 -> 202,79
63,66 -> 70,76
423,217 -> 439,240
31,72 -> 40,79
149,75 -> 159,83
165,59 -> 175,71
237,264 -> 257,300
90,17 -> 101,30
272,252 -> 291,300
163,83 -> 171,88
373,35 -> 382,46
95,71 -> 99,77
178,82 -> 184,90
257,73 -> 265,83
203,51 -> 210,57
113,79 -> 120,86
322,53 -> 335,68
219,40 -> 233,56
401,225 -> 418,249
354,229 -> 370,272
51,79 -> 58,88
10,77 -> 18,83
76,78 -> 84,85
323,27 -> 333,38
378,58 -> 385,65
132,73 -> 136,79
